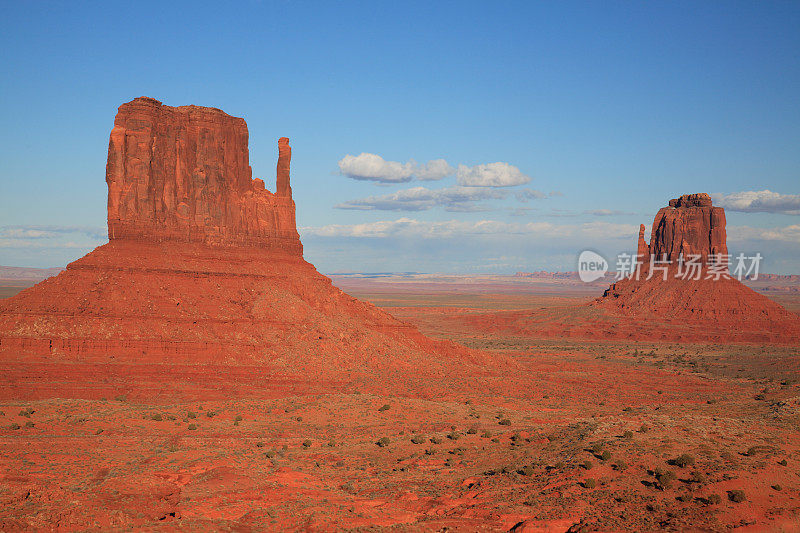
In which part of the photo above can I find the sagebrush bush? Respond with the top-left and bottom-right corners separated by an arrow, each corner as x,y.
727,489 -> 746,503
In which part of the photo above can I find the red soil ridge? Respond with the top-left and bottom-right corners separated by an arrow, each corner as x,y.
0,98 -> 486,398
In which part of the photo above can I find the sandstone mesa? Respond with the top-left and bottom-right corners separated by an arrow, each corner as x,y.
0,98 -> 481,399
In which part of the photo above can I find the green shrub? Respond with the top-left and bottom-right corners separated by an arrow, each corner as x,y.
24,421 -> 34,428
10,423 -> 20,430
303,439 -> 313,448
187,423 -> 197,430
206,411 -> 216,418
519,465 -> 535,476
234,415 -> 243,422
481,430 -> 492,439
580,460 -> 593,470
378,404 -> 390,412
410,435 -> 425,444
583,478 -> 597,489
778,459 -> 788,466
375,437 -> 390,447
772,484 -> 782,491
672,454 -> 695,468
467,425 -> 478,434
638,424 -> 649,433
150,413 -> 162,421
706,494 -> 721,505
599,450 -> 611,461
430,436 -> 442,444
622,430 -> 633,440
187,412 -> 197,419
447,431 -> 461,441
498,418 -> 511,426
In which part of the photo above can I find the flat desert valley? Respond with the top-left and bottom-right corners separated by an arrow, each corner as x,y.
1,271 -> 799,531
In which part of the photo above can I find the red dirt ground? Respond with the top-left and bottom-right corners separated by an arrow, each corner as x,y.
1,275 -> 799,531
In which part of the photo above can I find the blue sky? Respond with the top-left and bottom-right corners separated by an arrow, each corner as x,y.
1,1 -> 799,273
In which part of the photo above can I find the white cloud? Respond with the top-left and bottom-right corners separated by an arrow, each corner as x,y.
338,153 -> 455,183
338,153 -> 416,183
302,217 -> 638,240
515,188 -> 547,202
456,162 -> 531,187
0,225 -> 107,250
712,190 -> 800,215
585,209 -> 636,216
415,159 -> 455,181
335,186 -> 506,212
727,224 -> 800,243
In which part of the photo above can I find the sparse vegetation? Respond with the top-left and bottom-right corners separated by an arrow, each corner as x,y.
671,454 -> 695,468
727,489 -> 746,503
654,468 -> 676,489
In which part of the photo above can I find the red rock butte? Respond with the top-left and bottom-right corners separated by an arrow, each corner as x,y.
0,98 -> 485,400
595,193 -> 800,341
106,97 -> 301,252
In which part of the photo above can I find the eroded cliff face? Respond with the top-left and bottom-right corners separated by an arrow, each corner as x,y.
646,193 -> 727,261
105,97 -> 301,253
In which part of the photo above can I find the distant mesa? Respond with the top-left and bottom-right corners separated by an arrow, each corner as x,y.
463,193 -> 799,344
0,97 -> 480,399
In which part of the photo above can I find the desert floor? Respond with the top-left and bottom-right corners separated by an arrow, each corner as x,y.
1,279 -> 799,531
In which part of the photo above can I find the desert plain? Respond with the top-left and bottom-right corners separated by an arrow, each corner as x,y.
0,270 -> 799,531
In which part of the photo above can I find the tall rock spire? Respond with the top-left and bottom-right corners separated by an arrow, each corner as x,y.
277,137 -> 292,197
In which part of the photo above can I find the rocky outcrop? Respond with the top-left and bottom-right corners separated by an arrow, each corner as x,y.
593,193 -> 799,341
0,97 -> 481,398
106,97 -> 301,253
645,193 -> 727,261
